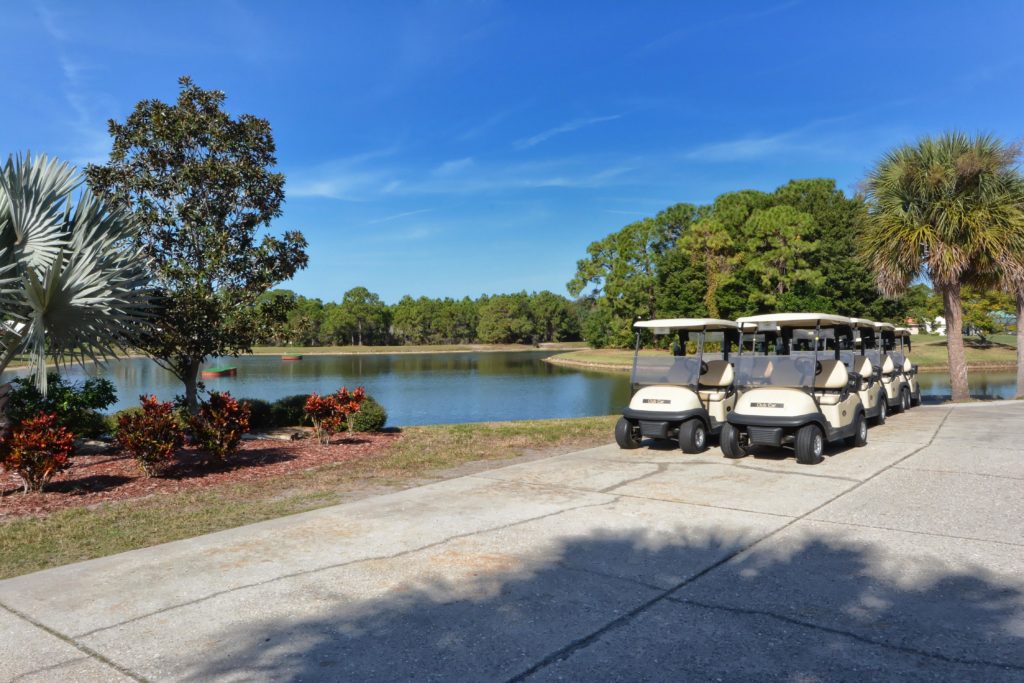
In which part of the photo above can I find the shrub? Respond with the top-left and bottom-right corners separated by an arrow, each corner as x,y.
6,374 -> 117,438
304,387 -> 365,444
0,412 -> 74,492
116,396 -> 185,476
190,392 -> 250,462
241,398 -> 273,430
349,395 -> 387,432
270,394 -> 310,427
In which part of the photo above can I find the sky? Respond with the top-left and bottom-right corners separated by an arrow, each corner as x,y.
3,1 -> 1023,304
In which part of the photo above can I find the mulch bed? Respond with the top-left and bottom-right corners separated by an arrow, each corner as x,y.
0,432 -> 401,519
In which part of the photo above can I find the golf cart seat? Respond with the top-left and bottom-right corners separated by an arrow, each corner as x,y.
766,360 -> 806,386
902,357 -> 914,373
699,360 -> 734,401
880,355 -> 895,375
814,359 -> 849,405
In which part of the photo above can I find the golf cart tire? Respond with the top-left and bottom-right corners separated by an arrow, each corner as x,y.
872,392 -> 887,426
615,417 -> 641,449
910,389 -> 921,407
795,424 -> 824,465
892,390 -> 905,415
719,423 -> 747,459
679,418 -> 707,454
846,411 -> 868,448
901,388 -> 912,412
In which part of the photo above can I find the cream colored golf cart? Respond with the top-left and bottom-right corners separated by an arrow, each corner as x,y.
845,318 -> 889,425
874,322 -> 912,413
721,313 -> 867,465
895,327 -> 922,406
616,319 -> 741,453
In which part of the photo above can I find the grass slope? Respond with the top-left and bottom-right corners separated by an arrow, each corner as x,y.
0,415 -> 616,579
548,334 -> 1018,371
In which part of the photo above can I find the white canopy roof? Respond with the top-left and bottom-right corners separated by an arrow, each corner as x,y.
736,312 -> 853,328
895,326 -> 912,336
873,322 -> 895,331
633,318 -> 740,331
847,317 -> 876,329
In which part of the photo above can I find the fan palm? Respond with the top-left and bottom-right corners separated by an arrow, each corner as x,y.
861,132 -> 1024,402
0,153 -> 152,395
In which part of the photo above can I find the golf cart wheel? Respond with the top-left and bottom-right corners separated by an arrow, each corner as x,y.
901,388 -> 912,412
910,388 -> 921,407
719,423 -> 748,459
872,392 -> 887,426
678,419 -> 707,454
795,424 -> 824,465
892,391 -> 905,415
615,417 -> 642,449
846,412 -> 868,448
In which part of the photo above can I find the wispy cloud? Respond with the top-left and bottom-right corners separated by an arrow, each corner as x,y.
640,1 -> 802,55
433,157 -> 474,175
514,115 -> 621,149
367,208 -> 434,224
288,148 -> 400,200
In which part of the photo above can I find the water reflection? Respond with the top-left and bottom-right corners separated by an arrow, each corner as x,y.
2,354 -> 1016,426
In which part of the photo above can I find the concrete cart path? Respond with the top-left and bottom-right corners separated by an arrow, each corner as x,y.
2,403 -> 1023,682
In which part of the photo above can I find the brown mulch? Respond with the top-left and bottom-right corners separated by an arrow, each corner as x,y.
0,432 -> 401,519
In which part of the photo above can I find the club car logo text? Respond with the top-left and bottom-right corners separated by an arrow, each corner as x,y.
750,402 -> 784,409
642,399 -> 671,404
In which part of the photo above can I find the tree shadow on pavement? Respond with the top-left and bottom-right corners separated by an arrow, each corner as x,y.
186,529 -> 1024,682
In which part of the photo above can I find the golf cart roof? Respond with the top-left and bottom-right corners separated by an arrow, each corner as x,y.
736,312 -> 853,328
847,317 -> 876,329
873,322 -> 895,331
633,318 -> 740,331
895,327 -> 912,336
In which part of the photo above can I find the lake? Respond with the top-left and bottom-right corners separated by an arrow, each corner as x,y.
3,352 -> 1016,426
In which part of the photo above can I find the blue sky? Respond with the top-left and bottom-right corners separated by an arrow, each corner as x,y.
3,1 -> 1023,303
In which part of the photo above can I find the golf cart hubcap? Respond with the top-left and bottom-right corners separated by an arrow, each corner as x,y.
860,421 -> 867,438
696,429 -> 705,448
813,434 -> 822,456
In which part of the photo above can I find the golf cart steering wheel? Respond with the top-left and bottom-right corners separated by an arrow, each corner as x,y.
814,361 -> 823,376
794,357 -> 815,376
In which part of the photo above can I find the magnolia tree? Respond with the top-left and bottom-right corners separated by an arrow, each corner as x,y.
86,77 -> 308,412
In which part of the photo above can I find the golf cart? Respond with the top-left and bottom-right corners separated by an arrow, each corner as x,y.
895,327 -> 922,406
721,313 -> 868,465
615,319 -> 741,453
844,318 -> 889,425
875,322 -> 912,414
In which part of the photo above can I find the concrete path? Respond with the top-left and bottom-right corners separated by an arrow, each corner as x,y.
1,402 -> 1023,682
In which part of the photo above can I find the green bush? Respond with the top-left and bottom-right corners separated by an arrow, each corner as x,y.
6,374 -> 117,438
241,399 -> 273,430
349,395 -> 387,432
270,394 -> 310,428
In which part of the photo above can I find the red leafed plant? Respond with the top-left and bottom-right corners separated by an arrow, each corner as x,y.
189,391 -> 251,462
0,412 -> 74,492
116,395 -> 185,476
304,387 -> 366,444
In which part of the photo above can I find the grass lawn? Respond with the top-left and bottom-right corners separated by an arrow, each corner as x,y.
548,334 -> 1018,371
0,415 -> 616,579
251,341 -> 587,355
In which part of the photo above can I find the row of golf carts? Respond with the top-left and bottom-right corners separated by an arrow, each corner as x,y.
615,314 -> 920,465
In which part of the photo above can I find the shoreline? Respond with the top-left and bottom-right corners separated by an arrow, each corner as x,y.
543,354 -> 1018,374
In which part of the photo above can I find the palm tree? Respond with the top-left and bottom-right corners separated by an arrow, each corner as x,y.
861,132 -> 1024,402
0,153 -> 151,395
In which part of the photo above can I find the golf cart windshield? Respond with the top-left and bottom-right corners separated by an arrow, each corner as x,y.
630,326 -> 731,388
633,355 -> 703,387
732,355 -> 819,388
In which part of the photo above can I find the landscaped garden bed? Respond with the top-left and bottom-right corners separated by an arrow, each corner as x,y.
0,432 -> 399,518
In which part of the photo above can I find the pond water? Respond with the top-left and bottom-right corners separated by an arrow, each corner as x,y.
2,353 -> 1016,426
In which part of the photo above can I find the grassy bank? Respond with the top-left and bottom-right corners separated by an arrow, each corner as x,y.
0,415 -> 616,579
548,334 -> 1018,372
251,342 -> 587,356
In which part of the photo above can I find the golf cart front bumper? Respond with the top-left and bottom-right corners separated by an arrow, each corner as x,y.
726,412 -> 826,447
622,407 -> 707,440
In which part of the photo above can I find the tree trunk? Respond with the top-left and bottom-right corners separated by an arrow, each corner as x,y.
184,358 -> 202,414
1016,291 -> 1024,399
941,284 -> 970,402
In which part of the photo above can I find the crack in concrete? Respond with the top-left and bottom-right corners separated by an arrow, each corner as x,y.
591,457 -> 863,482
892,465 -> 1024,481
504,408 -> 956,682
72,497 -> 619,640
803,517 -> 1024,549
673,596 -> 1024,672
599,463 -> 669,493
0,604 -> 148,683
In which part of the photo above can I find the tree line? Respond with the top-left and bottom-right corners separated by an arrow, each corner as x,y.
259,288 -> 582,346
